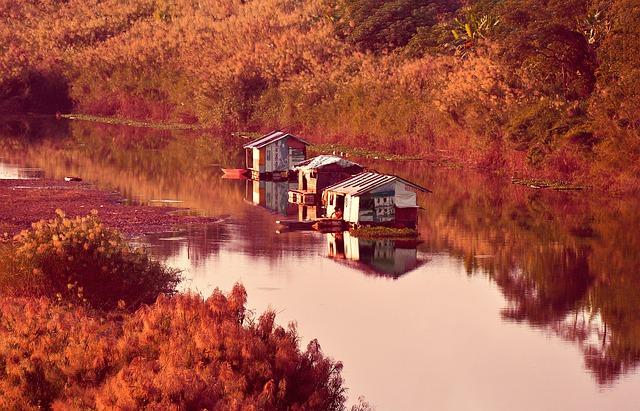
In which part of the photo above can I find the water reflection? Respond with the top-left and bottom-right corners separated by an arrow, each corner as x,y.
326,231 -> 426,278
245,179 -> 298,216
2,117 -> 640,409
0,161 -> 43,179
144,223 -> 231,267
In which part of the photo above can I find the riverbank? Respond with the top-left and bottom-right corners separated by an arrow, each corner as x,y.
0,178 -> 220,236
53,113 -> 604,193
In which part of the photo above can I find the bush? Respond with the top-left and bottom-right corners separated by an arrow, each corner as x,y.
1,210 -> 180,310
0,286 -> 350,410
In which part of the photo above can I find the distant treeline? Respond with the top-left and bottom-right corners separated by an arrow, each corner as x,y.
1,0 -> 638,191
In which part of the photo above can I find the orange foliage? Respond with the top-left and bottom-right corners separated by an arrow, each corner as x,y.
1,0 -> 639,190
0,286 -> 348,410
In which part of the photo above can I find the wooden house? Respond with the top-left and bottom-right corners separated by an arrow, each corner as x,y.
288,155 -> 363,206
243,131 -> 309,179
322,172 -> 431,228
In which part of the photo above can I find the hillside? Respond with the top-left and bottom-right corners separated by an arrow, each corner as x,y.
1,0 -> 638,191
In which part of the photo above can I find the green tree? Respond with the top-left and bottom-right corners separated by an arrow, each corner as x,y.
335,0 -> 460,53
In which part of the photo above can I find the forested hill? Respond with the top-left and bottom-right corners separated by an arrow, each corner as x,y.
1,0 -> 638,191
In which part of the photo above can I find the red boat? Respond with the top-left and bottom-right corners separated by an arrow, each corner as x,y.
221,168 -> 249,179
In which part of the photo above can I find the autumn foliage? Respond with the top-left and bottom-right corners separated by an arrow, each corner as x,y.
1,0 -> 639,189
0,287 -> 347,410
0,213 -> 353,409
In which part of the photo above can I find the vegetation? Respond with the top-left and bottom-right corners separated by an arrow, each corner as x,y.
0,214 -> 356,410
310,143 -> 422,161
60,113 -> 205,130
0,289 -> 348,410
0,210 -> 180,310
349,226 -> 419,239
1,0 -> 639,190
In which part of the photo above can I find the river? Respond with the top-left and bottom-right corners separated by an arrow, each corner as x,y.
1,117 -> 639,410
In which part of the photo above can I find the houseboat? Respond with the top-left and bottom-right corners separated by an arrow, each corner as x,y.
289,155 -> 363,206
322,172 -> 431,228
243,131 -> 310,180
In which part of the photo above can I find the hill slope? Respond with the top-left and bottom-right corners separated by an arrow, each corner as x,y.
1,0 -> 638,190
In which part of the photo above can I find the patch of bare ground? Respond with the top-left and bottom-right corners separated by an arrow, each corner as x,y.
0,179 -> 219,236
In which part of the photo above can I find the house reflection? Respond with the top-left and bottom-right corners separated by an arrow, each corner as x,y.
326,231 -> 426,278
245,179 -> 298,216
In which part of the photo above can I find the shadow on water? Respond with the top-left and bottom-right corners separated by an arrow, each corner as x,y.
2,116 -> 640,402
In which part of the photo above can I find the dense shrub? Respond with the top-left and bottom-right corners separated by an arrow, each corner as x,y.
0,210 -> 180,310
0,286 -> 351,410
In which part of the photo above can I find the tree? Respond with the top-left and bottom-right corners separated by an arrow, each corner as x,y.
335,0 -> 460,53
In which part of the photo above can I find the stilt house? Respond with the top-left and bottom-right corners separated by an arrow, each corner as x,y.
323,172 -> 431,228
243,131 -> 309,179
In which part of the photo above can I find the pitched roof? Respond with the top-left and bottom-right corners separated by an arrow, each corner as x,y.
242,131 -> 310,149
293,155 -> 361,171
323,172 -> 431,196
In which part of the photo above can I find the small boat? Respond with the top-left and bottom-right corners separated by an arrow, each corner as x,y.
221,168 -> 249,179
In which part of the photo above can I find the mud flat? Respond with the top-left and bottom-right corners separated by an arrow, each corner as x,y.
0,179 -> 219,236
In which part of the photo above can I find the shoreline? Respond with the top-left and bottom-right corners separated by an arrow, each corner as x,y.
1,113 -> 606,194
0,178 -> 221,237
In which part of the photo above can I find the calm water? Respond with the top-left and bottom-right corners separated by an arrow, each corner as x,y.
2,118 -> 640,410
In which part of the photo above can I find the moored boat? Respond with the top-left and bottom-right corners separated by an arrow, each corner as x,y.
221,168 -> 249,179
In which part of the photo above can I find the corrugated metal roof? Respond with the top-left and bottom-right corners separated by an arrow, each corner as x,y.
293,155 -> 361,171
242,131 -> 310,149
324,172 -> 431,196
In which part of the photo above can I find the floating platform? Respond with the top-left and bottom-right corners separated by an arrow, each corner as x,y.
312,218 -> 346,232
276,219 -> 315,231
276,217 -> 345,232
250,170 -> 292,181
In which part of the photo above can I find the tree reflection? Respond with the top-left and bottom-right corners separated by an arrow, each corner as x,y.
371,161 -> 640,385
